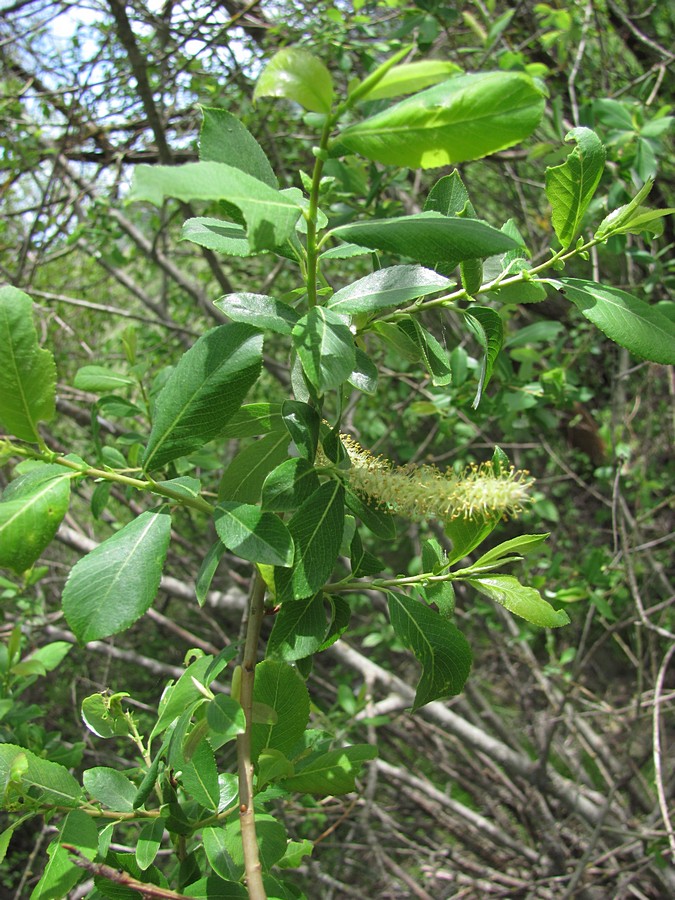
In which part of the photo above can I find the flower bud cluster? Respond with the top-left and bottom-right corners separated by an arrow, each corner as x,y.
340,435 -> 533,522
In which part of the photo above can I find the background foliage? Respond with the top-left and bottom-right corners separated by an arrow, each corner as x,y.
0,1 -> 674,897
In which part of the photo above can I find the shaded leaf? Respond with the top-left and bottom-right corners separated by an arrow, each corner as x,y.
62,509 -> 172,642
214,502 -> 293,567
327,265 -> 451,314
292,307 -> 355,393
218,431 -> 290,503
282,744 -> 377,794
251,660 -> 310,763
199,107 -> 277,187
267,593 -> 328,661
464,306 -> 503,407
213,293 -> 299,334
181,218 -> 251,257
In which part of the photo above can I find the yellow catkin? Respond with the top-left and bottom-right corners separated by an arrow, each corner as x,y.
339,435 -> 533,522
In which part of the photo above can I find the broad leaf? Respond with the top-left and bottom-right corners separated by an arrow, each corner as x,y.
345,487 -> 396,540
281,400 -> 320,461
292,307 -> 356,393
327,265 -> 451,314
282,744 -> 377,794
180,738 -> 220,810
254,47 -> 333,113
83,767 -> 137,811
474,533 -> 550,568
220,402 -> 283,438
143,324 -> 263,471
387,592 -> 472,709
199,107 -> 277,187
330,213 -> 518,265
0,743 -> 82,808
62,509 -> 172,642
218,431 -> 290,503
30,811 -> 97,900
136,818 -> 165,871
275,481 -> 345,602
214,502 -> 293,567
467,574 -> 570,627
0,466 -> 71,573
181,218 -> 251,257
549,277 -> 675,365
545,128 -> 606,248
464,306 -> 503,407
129,162 -> 302,252
251,660 -> 310,763
445,514 -> 500,565
0,285 -> 56,442
360,60 -> 462,101
262,457 -> 321,512
397,318 -> 452,386
349,347 -> 378,395
338,71 -> 545,168
213,293 -> 299,334
267,593 -> 328,661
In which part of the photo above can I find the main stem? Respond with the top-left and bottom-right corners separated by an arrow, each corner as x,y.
305,116 -> 334,308
237,571 -> 267,899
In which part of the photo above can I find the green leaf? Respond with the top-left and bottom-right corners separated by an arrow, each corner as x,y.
349,347 -> 379,395
466,574 -> 570,627
151,656 -> 218,741
420,538 -> 455,617
387,592 -> 472,709
262,458 -> 321,513
181,218 -> 251,257
136,818 -> 164,871
445,514 -> 500,565
345,487 -> 396,540
183,875 -> 247,899
267,593 -> 328,661
220,403 -> 283,438
594,179 -> 653,239
143,324 -> 263,471
62,509 -> 172,642
251,660 -> 310,763
254,47 -> 333,114
282,744 -> 377,794
180,738 -> 220,810
602,206 -> 675,238
214,502 -> 293,567
337,71 -> 545,169
397,318 -> 452,386
281,400 -> 321,461
327,265 -> 451,314
473,533 -> 550,568
218,431 -> 290,503
0,743 -> 82,808
545,128 -> 606,248
549,277 -> 675,365
30,811 -> 97,900
0,466 -> 72,573
360,60 -> 462,101
292,307 -> 356,393
73,365 -> 134,392
213,293 -> 299,334
199,107 -> 277,187
330,213 -> 518,265
129,162 -> 302,252
425,170 -> 473,217
274,481 -> 345,602
0,285 -> 56,442
206,695 -> 246,745
81,692 -> 131,739
464,306 -> 503,407
83,767 -> 137,811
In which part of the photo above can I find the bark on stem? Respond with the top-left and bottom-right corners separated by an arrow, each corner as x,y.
237,572 -> 267,899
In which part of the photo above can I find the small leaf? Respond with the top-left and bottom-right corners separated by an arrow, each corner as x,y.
348,347 -> 378,395
0,466 -> 72,573
330,213 -> 518,266
445,514 -> 500,564
549,277 -> 675,365
397,318 -> 452,386
281,400 -> 320,461
143,323 -> 263,471
220,402 -> 283,438
181,218 -> 251,257
594,179 -> 653,239
474,533 -> 549,568
267,593 -> 328,661
213,293 -> 299,334
338,71 -> 545,169
254,47 -> 333,113
180,738 -> 220,810
62,509 -> 172,642
251,660 -> 310,763
196,541 -> 226,607
73,365 -> 134,392
359,60 -> 462,101
345,487 -> 396,540
464,307 -> 503,407
292,307 -> 356,394
387,592 -> 472,709
206,695 -> 245,744
214,502 -> 293,567
545,128 -> 606,248
83,767 -> 137,812
136,818 -> 164,871
274,481 -> 345,602
199,107 -> 277,187
327,265 -> 451,314
0,285 -> 56,442
467,574 -> 570,627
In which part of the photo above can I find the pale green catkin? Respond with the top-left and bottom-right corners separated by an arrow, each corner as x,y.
339,435 -> 533,521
